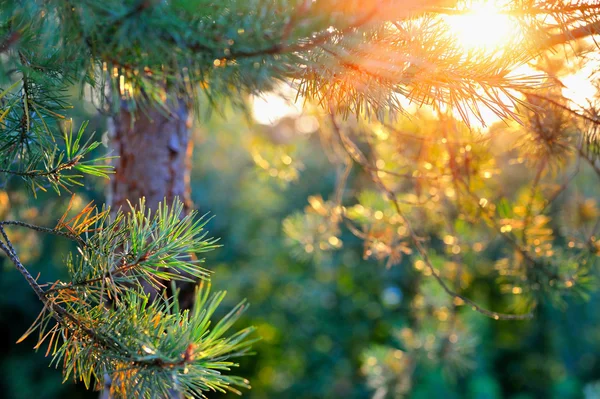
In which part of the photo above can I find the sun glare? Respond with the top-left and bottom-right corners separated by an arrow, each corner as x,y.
251,1 -> 596,128
444,1 -> 519,52
252,84 -> 304,125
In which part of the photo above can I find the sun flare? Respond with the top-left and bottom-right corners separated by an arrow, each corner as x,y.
251,1 -> 596,128
444,1 -> 520,52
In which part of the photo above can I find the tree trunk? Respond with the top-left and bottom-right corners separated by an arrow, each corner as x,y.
107,98 -> 193,214
101,97 -> 193,399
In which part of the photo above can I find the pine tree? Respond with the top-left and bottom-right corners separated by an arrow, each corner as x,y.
2,0 -> 600,398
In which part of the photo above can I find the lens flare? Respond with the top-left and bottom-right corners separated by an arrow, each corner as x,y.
444,1 -> 520,52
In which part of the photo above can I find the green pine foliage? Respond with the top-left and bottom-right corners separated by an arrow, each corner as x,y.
4,0 -> 600,397
0,198 -> 255,398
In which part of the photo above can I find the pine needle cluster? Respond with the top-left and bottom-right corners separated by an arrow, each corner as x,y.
1,199 -> 256,398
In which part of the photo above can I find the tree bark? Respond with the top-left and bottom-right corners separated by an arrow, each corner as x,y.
101,97 -> 193,399
107,98 -> 193,214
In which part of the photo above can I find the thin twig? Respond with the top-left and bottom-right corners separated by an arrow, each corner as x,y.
578,147 -> 600,179
522,158 -> 547,245
0,155 -> 82,179
329,113 -> 533,320
0,220 -> 86,246
541,156 -> 580,214
0,227 -> 48,303
0,227 -> 137,359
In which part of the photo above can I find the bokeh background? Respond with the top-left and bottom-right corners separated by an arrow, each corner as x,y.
2,92 -> 600,399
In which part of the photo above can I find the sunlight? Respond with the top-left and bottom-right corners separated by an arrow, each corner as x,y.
561,59 -> 599,107
444,1 -> 520,52
252,85 -> 303,125
251,1 -> 597,128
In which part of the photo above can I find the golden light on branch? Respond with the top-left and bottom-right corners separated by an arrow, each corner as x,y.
251,0 -> 600,128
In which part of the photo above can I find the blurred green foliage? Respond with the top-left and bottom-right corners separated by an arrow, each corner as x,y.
3,101 -> 600,398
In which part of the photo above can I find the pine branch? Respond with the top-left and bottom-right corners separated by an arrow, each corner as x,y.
0,199 -> 255,397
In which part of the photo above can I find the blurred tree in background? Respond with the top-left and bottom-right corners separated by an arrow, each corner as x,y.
4,0 -> 600,398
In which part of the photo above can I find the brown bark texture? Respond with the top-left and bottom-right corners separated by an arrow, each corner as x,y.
108,98 -> 193,214
101,98 -> 194,399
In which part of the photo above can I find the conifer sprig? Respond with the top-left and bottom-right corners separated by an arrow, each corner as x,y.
49,284 -> 255,399
47,199 -> 218,300
0,199 -> 254,398
0,43 -> 112,193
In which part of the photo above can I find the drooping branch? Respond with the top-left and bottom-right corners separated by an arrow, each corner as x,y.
328,113 -> 534,320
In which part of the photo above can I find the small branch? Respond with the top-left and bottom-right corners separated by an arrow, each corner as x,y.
578,147 -> 600,179
390,183 -> 534,320
546,20 -> 600,48
0,226 -> 48,303
541,157 -> 580,214
0,226 -> 132,356
0,220 -> 85,246
187,6 -> 379,59
450,173 -> 562,286
43,255 -> 153,295
0,156 -> 81,179
522,158 -> 547,245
